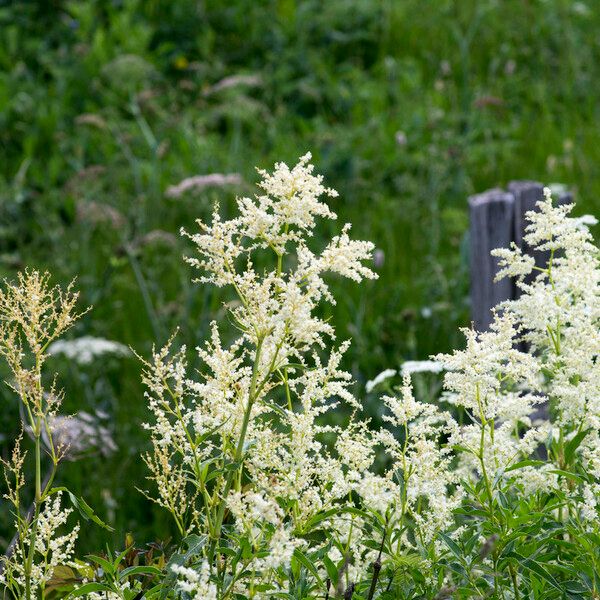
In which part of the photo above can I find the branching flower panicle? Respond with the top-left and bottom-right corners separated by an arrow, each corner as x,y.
0,271 -> 89,600
142,155 -> 380,593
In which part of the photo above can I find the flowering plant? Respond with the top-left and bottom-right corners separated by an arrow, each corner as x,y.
140,153 -> 384,597
1,156 -> 599,599
0,273 -> 88,598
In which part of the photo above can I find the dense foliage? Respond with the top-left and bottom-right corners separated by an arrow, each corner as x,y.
2,0 -> 600,562
1,156 -> 599,598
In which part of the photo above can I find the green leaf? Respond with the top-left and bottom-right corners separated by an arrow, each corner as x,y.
505,459 -> 546,472
564,429 -> 590,464
182,534 -> 207,557
119,565 -> 161,579
49,487 -> 114,531
223,460 -> 240,472
549,469 -> 584,483
438,532 -> 461,559
506,551 -> 562,592
292,548 -> 323,586
281,363 -> 306,371
72,493 -> 114,530
452,444 -> 477,456
443,560 -> 466,578
85,554 -> 114,575
113,547 -> 130,570
322,555 -> 338,587
390,553 -> 423,569
240,535 -> 253,560
301,508 -> 339,532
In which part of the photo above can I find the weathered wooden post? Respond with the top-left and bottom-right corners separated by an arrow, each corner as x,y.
509,180 -> 544,250
469,181 -> 571,329
468,189 -> 515,331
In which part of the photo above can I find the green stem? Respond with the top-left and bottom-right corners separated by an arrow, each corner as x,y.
509,564 -> 520,600
475,385 -> 494,509
24,429 -> 42,600
282,367 -> 292,411
24,353 -> 46,600
35,431 -> 41,503
210,336 -> 264,563
124,243 -> 163,342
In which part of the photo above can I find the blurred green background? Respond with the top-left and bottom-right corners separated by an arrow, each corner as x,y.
1,0 -> 598,551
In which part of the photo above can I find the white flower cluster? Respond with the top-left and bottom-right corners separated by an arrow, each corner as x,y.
361,186 -> 600,573
142,154 -> 382,588
172,562 -> 217,600
141,157 -> 600,596
507,189 -> 600,433
48,335 -> 129,365
1,493 -> 79,596
376,376 -> 462,542
0,271 -> 86,599
436,187 -> 600,500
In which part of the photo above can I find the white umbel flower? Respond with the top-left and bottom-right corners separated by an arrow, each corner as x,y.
366,368 -> 397,393
401,360 -> 444,376
48,336 -> 129,365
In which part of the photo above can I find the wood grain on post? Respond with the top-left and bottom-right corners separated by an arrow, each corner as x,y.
508,180 -> 544,250
468,189 -> 515,331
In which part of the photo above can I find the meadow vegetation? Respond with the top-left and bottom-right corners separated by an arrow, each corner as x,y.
1,0 -> 600,590
1,155 -> 599,598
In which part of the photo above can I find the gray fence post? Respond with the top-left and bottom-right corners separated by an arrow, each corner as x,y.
468,189 -> 515,331
509,180 -> 544,250
469,181 -> 572,330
